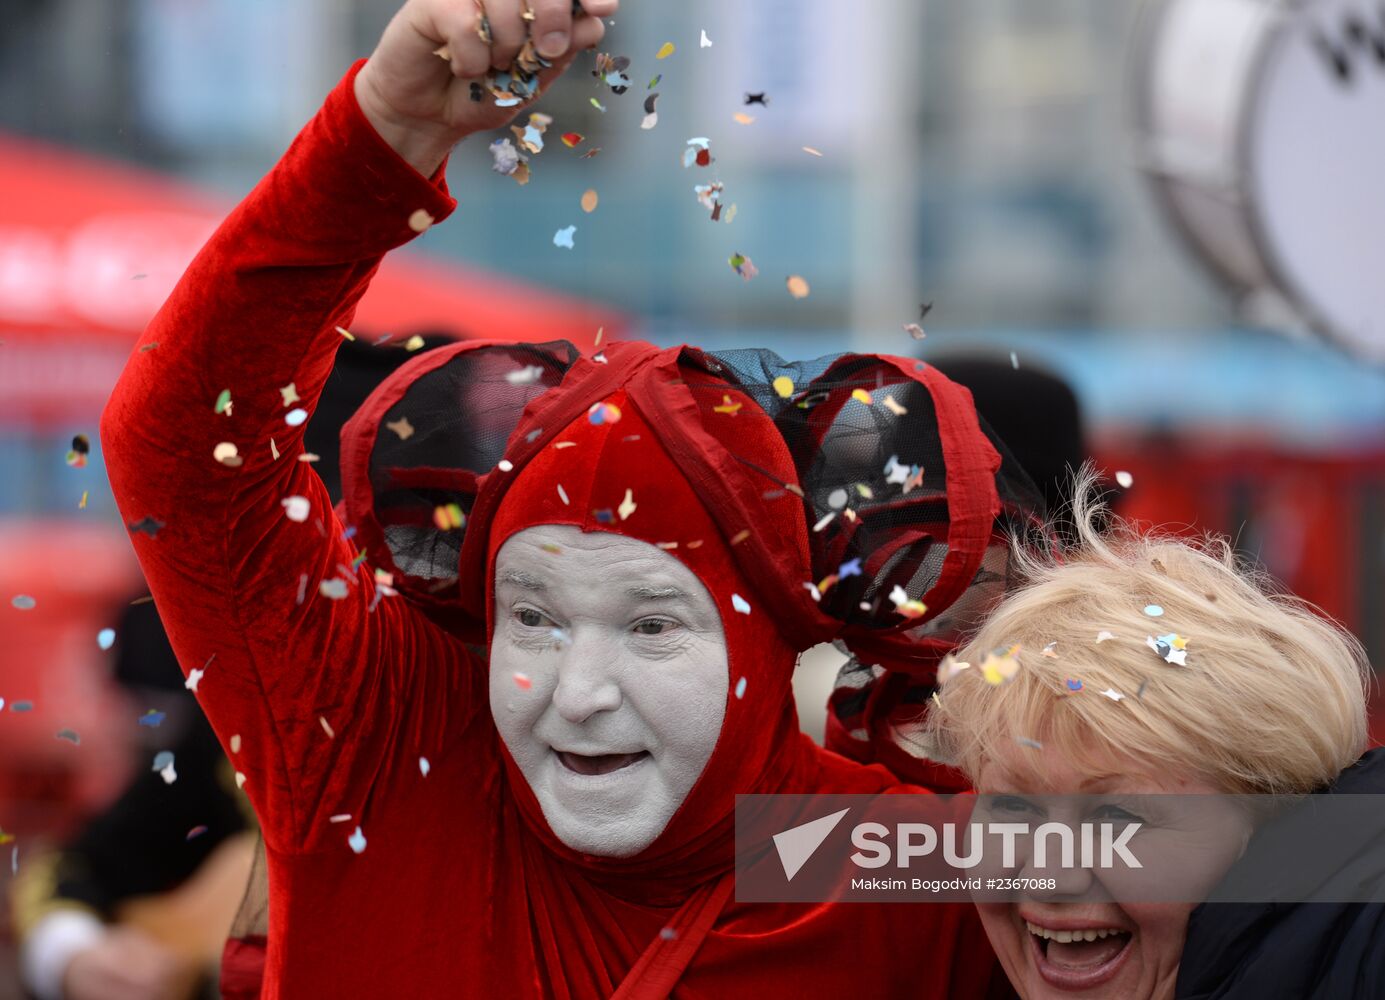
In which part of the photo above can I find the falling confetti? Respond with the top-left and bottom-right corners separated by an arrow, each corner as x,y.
1144,605 -> 1164,617
745,92 -> 769,105
285,408 -> 308,427
319,579 -> 349,600
980,645 -> 1022,686
386,417 -> 414,440
1115,470 -> 1134,489
733,112 -> 756,125
802,146 -> 823,157
1065,678 -> 1084,692
1100,688 -> 1126,702
1016,736 -> 1044,751
213,442 -> 242,467
889,584 -> 928,619
728,252 -> 758,280
1042,641 -> 1059,658
408,209 -> 435,233
882,395 -> 907,416
557,484 -> 570,506
10,701 -> 33,713
513,672 -> 533,690
1096,631 -> 1116,643
11,595 -> 36,610
138,710 -> 165,728
561,132 -> 584,148
700,29 -> 713,47
937,654 -> 971,684
903,323 -> 927,340
433,503 -> 465,530
66,434 -> 90,468
851,388 -> 873,406
320,716 -> 335,739
786,275 -> 810,299
419,757 -> 431,776
731,594 -> 751,615
773,376 -> 795,398
56,729 -> 81,745
1010,352 -> 1019,370
230,734 -> 241,753
1148,633 -> 1189,666
348,827 -> 367,854
214,389 -> 233,415
281,496 -> 310,522
734,676 -> 747,699
581,189 -> 599,213
553,225 -> 577,249
588,401 -> 622,425
684,137 -> 713,169
490,138 -> 527,180
618,489 -> 637,521
336,326 -> 356,341
153,751 -> 177,784
97,628 -> 116,650
712,395 -> 743,415
656,41 -> 675,59
186,826 -> 208,840
185,667 -> 204,692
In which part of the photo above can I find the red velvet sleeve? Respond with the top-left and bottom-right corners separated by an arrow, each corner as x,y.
100,62 -> 483,852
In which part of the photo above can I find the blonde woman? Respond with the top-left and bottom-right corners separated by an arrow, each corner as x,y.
914,477 -> 1379,999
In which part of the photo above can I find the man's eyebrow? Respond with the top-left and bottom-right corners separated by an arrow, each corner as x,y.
626,584 -> 688,601
499,570 -> 546,591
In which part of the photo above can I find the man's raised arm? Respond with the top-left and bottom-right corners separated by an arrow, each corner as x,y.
99,0 -> 616,849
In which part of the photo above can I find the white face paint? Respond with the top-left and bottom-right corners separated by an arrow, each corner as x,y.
490,525 -> 729,857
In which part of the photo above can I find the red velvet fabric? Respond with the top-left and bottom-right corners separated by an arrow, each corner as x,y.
102,62 -> 1005,997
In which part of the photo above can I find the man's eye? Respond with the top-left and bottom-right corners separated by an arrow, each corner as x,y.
516,608 -> 546,628
633,619 -> 674,636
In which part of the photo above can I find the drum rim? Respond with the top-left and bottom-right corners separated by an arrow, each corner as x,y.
1237,0 -> 1382,359
1131,0 -> 1374,356
1128,0 -> 1268,298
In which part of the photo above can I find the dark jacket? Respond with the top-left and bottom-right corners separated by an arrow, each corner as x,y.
1177,748 -> 1385,998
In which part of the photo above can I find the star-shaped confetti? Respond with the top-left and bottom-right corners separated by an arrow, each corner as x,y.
1146,634 -> 1189,665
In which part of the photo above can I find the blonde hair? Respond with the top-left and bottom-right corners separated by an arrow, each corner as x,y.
918,470 -> 1371,795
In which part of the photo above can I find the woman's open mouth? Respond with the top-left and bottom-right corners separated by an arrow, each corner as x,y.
555,750 -> 650,776
1026,920 -> 1134,990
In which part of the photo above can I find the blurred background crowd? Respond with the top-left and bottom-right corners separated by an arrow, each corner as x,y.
1,0 -> 1383,997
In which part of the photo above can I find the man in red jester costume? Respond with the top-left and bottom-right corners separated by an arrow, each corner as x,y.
102,1 -> 1041,995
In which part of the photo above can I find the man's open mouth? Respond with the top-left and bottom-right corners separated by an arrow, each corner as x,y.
555,750 -> 650,776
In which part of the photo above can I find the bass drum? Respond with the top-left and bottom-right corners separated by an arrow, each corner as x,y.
1132,0 -> 1385,361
